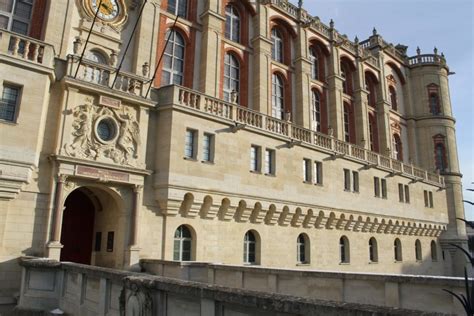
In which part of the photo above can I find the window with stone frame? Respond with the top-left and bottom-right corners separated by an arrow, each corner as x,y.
433,134 -> 448,172
167,0 -> 187,18
0,83 -> 21,122
161,29 -> 185,86
223,52 -> 240,103
427,83 -> 441,115
225,4 -> 240,43
0,0 -> 34,35
173,225 -> 192,261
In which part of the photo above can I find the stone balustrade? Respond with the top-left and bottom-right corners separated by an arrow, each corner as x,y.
408,53 -> 447,67
140,259 -> 464,315
159,85 -> 445,187
0,30 -> 54,68
66,55 -> 150,98
17,258 -> 441,316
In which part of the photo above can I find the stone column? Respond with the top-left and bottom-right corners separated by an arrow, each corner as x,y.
353,60 -> 369,148
125,185 -> 143,270
46,174 -> 67,260
198,2 -> 225,97
294,26 -> 312,128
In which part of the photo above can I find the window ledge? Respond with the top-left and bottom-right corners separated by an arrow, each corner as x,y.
201,160 -> 214,165
368,261 -> 378,264
0,119 -> 18,126
339,262 -> 350,265
183,157 -> 198,161
296,263 -> 310,266
394,260 -> 403,263
303,181 -> 312,185
249,170 -> 261,174
264,173 -> 276,177
243,263 -> 259,266
314,183 -> 323,187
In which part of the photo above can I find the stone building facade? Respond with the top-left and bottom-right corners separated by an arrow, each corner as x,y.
0,0 -> 468,303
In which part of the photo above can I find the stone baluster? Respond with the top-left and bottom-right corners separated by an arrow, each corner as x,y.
23,40 -> 30,59
11,36 -> 20,56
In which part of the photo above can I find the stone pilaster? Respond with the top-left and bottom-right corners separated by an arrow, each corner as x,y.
294,26 -> 311,128
353,61 -> 369,148
327,44 -> 344,139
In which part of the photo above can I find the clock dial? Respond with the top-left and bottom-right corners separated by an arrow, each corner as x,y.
91,0 -> 120,21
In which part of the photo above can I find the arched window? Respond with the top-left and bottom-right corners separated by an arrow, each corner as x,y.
429,93 -> 441,115
225,5 -> 240,42
271,27 -> 283,63
86,50 -> 107,64
394,238 -> 402,261
369,114 -> 378,152
369,237 -> 378,263
392,134 -> 403,161
85,50 -> 108,84
365,73 -> 377,107
272,73 -> 284,119
173,225 -> 192,261
167,0 -> 187,18
340,61 -> 353,95
297,234 -> 310,264
312,90 -> 321,132
415,239 -> 422,261
162,29 -> 185,86
435,143 -> 447,171
343,103 -> 353,143
309,46 -> 319,81
223,53 -> 240,103
340,236 -> 350,263
431,240 -> 438,261
389,86 -> 398,111
243,231 -> 258,264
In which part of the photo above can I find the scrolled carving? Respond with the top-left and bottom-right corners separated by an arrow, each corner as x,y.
64,99 -> 141,167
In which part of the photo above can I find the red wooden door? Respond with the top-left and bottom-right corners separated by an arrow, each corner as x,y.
60,189 -> 95,264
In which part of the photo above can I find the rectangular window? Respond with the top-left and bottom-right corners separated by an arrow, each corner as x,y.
202,133 -> 214,162
404,185 -> 410,203
429,191 -> 434,208
398,183 -> 404,202
303,159 -> 311,182
264,149 -> 275,175
0,0 -> 33,35
0,84 -> 20,122
374,177 -> 380,197
352,171 -> 359,192
94,232 -> 102,252
381,179 -> 387,199
344,169 -> 351,191
250,145 -> 260,172
184,129 -> 196,159
424,190 -> 429,207
314,161 -> 323,185
106,231 -> 114,252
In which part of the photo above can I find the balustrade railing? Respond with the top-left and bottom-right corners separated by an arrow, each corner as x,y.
408,54 -> 446,67
66,55 -> 149,97
164,85 -> 444,186
0,30 -> 54,68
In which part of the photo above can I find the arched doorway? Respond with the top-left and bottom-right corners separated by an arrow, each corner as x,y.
60,188 -> 96,264
59,186 -> 125,268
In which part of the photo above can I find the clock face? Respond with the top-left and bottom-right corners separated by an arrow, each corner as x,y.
91,0 -> 120,21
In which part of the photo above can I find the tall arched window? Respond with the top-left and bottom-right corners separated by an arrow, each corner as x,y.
369,237 -> 378,263
394,238 -> 402,261
343,103 -> 353,143
225,5 -> 240,42
162,29 -> 185,85
435,143 -> 447,171
389,86 -> 398,111
415,239 -> 422,261
429,93 -> 441,115
243,231 -> 258,264
167,0 -> 188,18
368,114 -> 378,152
173,225 -> 192,261
271,27 -> 283,63
340,61 -> 353,95
272,73 -> 284,119
309,46 -> 319,80
392,134 -> 403,161
223,53 -> 240,103
340,236 -> 350,263
430,240 -> 438,261
365,73 -> 377,107
297,234 -> 310,264
312,90 -> 321,132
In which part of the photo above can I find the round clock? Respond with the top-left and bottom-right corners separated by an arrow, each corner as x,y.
91,0 -> 120,21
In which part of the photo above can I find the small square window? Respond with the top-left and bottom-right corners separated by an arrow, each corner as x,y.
0,84 -> 21,122
184,129 -> 197,159
303,159 -> 311,182
202,133 -> 214,162
250,145 -> 261,172
314,161 -> 323,185
265,149 -> 275,175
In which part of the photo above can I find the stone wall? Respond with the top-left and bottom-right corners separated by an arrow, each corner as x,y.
17,258 -> 449,316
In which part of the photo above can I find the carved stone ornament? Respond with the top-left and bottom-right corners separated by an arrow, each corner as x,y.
79,0 -> 128,29
64,98 -> 141,167
119,279 -> 152,316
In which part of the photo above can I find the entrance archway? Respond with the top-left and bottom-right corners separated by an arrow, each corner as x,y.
59,186 -> 125,268
60,188 -> 95,264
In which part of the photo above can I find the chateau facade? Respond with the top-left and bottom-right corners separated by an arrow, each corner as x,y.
0,0 -> 468,303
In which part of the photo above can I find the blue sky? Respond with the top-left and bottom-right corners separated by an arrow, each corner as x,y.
293,0 -> 474,219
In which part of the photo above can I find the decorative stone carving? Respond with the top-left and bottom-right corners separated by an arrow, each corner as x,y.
120,278 -> 152,316
64,98 -> 141,167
